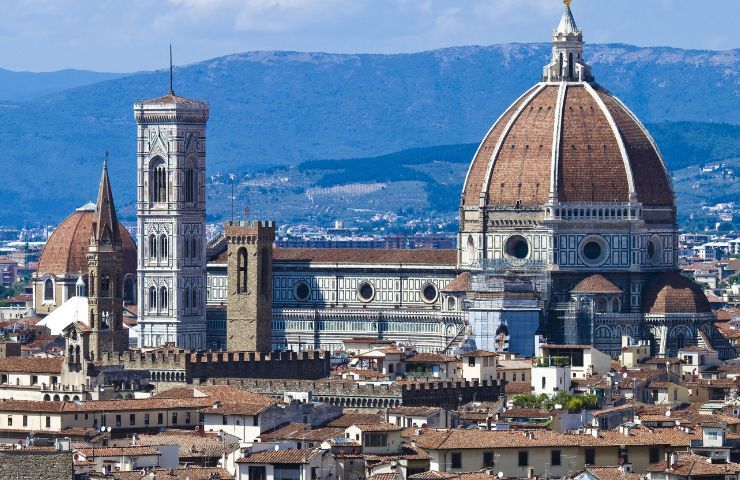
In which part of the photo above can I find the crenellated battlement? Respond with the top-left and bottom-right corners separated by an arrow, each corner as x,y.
205,377 -> 504,410
224,220 -> 276,244
97,349 -> 330,382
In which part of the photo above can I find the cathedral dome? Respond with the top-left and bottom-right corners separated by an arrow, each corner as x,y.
460,3 -> 674,216
641,271 -> 711,315
38,204 -> 137,276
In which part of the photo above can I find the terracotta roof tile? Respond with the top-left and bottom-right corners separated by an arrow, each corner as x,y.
413,426 -> 693,450
0,356 -> 63,374
584,466 -> 641,480
642,271 -> 711,314
648,452 -> 740,476
38,210 -> 136,275
136,430 -> 240,459
273,248 -> 456,266
388,406 -> 444,417
352,423 -> 404,432
237,447 -> 319,464
441,272 -> 471,292
486,85 -> 558,206
111,467 -> 232,480
462,86 -> 536,206
326,413 -> 384,427
404,352 -> 457,363
76,445 -> 159,458
571,274 -> 623,294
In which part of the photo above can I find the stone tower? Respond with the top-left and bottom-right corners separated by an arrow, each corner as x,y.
225,221 -> 275,352
134,86 -> 209,350
87,158 -> 128,358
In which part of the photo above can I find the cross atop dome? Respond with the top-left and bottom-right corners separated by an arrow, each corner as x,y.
542,0 -> 593,82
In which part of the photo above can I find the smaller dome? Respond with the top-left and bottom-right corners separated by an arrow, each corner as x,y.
38,209 -> 136,276
642,272 -> 711,315
571,274 -> 622,294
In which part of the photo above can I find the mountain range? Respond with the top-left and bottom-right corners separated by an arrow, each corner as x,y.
1,43 -> 739,225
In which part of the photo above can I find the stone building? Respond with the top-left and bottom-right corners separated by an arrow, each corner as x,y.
86,158 -> 129,357
32,202 -> 136,317
134,86 -> 209,350
225,221 -> 275,352
201,1 -> 728,360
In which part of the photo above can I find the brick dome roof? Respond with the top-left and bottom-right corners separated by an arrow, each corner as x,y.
38,206 -> 136,276
641,271 -> 711,315
461,83 -> 674,211
571,274 -> 622,294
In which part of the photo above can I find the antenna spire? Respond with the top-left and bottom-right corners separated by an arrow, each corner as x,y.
169,44 -> 174,95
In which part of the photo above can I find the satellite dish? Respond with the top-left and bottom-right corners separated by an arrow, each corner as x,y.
498,472 -> 504,478
274,445 -> 280,451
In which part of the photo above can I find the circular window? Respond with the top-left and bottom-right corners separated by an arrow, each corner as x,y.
579,235 -> 608,266
421,283 -> 438,303
647,235 -> 662,266
583,241 -> 602,260
293,281 -> 311,301
505,235 -> 530,260
357,282 -> 375,302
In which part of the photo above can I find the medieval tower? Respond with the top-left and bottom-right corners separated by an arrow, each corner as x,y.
225,221 -> 275,352
87,158 -> 128,358
134,85 -> 209,350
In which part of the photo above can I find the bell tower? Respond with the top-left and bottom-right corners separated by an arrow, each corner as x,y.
134,71 -> 209,350
225,220 -> 275,352
87,156 -> 128,358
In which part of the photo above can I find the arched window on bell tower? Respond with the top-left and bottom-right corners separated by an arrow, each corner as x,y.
149,234 -> 157,260
149,287 -> 157,311
150,157 -> 167,204
237,247 -> 248,294
185,162 -> 195,203
160,234 -> 168,260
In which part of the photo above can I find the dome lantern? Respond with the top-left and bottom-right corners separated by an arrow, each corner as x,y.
543,0 -> 593,82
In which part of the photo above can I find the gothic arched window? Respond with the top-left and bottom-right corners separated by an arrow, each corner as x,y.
150,157 -> 167,204
43,278 -> 54,301
191,237 -> 198,260
149,234 -> 157,260
559,52 -> 564,78
191,287 -> 197,309
237,247 -> 248,294
160,234 -> 168,260
185,165 -> 195,203
568,52 -> 574,79
100,276 -> 110,298
184,236 -> 190,258
160,287 -> 168,310
149,287 -> 157,310
184,287 -> 190,309
123,278 -> 134,303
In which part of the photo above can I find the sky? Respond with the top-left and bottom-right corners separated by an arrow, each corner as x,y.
1,0 -> 738,73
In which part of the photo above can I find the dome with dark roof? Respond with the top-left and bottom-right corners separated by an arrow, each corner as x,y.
460,2 -> 674,219
38,205 -> 136,276
641,271 -> 711,315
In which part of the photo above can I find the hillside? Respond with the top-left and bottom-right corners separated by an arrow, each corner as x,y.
1,43 -> 740,224
196,121 -> 740,233
0,68 -> 124,102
